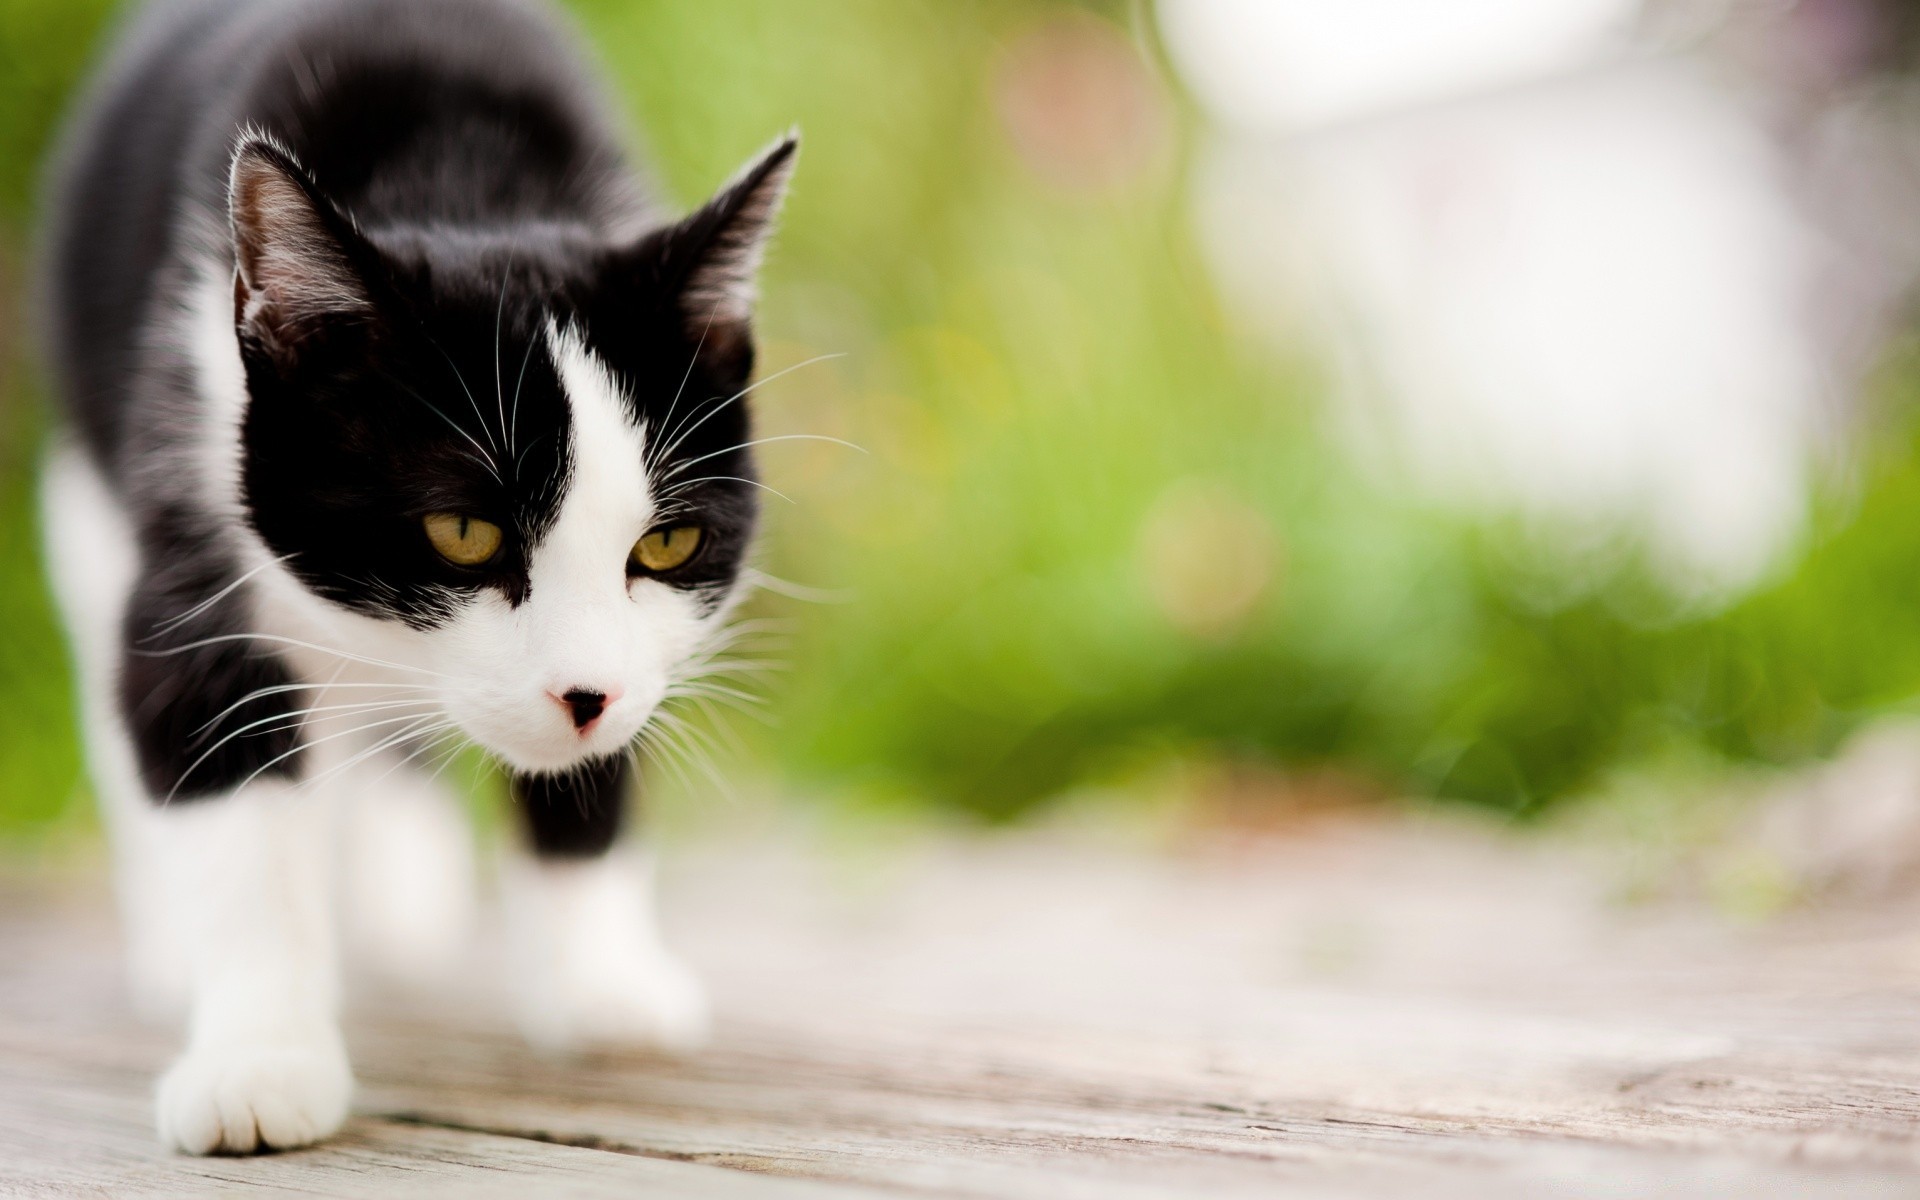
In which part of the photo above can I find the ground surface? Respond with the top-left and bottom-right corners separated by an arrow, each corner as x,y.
8,812 -> 1920,1197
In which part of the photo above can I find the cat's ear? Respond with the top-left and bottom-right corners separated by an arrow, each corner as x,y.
227,135 -> 376,366
623,133 -> 797,358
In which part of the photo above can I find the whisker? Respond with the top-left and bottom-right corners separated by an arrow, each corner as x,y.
131,632 -> 450,680
191,691 -> 437,742
742,568 -> 854,604
635,707 -> 717,799
375,367 -> 502,481
493,246 -> 515,460
376,743 -> 444,791
509,328 -> 538,477
513,433 -> 548,482
192,680 -> 438,739
689,694 -> 758,751
144,555 -> 296,638
653,703 -> 737,800
661,433 -> 866,482
295,717 -> 457,796
667,679 -> 768,707
170,708 -> 443,804
682,659 -> 789,678
173,698 -> 441,798
649,301 -> 724,477
421,739 -> 468,789
652,353 -> 847,470
424,330 -> 500,456
660,475 -> 794,504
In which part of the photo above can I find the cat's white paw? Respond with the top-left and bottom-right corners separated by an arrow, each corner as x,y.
515,943 -> 711,1055
155,1034 -> 352,1154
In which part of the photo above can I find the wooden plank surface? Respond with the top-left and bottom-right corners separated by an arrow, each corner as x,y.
7,812 -> 1920,1196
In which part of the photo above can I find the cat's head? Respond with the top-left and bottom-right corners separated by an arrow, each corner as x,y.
224,132 -> 794,773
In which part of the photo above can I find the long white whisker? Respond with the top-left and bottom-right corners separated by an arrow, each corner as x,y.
654,704 -> 736,800
653,353 -> 847,469
174,697 -> 440,797
376,368 -> 502,481
662,434 -> 866,482
660,475 -> 794,504
510,326 -> 538,477
632,726 -> 694,799
681,659 -> 788,679
192,680 -> 439,738
635,709 -> 710,799
170,708 -> 443,804
493,246 -> 515,460
361,732 -> 448,793
513,433 -> 548,483
689,694 -> 758,751
191,692 -> 438,744
421,740 -> 467,789
132,632 -> 450,679
426,333 -> 500,456
145,556 -> 296,638
668,679 -> 768,706
297,718 -> 456,796
742,568 -> 854,604
650,301 -> 724,476
282,712 -> 445,780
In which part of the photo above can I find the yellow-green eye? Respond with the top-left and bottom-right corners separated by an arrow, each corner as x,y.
631,525 -> 703,573
423,513 -> 503,566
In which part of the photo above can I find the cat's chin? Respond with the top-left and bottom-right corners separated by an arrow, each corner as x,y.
498,748 -> 637,776
472,725 -> 649,777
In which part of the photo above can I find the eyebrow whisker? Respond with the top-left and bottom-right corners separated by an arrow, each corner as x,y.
652,352 -> 846,471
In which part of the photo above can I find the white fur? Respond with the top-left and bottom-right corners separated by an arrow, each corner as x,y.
48,447 -> 351,1151
146,780 -> 351,1154
487,325 -> 716,1049
336,749 -> 478,987
502,847 -> 709,1052
42,444 -> 190,1012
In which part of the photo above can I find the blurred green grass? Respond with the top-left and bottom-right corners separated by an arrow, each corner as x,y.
7,0 -> 1920,839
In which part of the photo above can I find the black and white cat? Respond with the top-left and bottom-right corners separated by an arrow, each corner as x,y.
37,0 -> 792,1154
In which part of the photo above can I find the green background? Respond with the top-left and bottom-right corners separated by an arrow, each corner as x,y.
6,0 -> 1920,840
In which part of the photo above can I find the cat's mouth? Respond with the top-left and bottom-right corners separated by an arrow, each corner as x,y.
448,686 -> 660,775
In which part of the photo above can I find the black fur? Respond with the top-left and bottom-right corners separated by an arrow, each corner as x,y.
42,0 -> 786,815
121,503 -> 305,800
512,754 -> 630,858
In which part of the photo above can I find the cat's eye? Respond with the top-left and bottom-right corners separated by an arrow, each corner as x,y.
423,513 -> 503,566
631,525 -> 704,573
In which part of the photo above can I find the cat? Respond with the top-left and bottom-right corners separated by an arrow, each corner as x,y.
36,0 -> 792,1154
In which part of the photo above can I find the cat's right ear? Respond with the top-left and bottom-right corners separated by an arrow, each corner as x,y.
228,136 -> 375,368
611,133 -> 798,375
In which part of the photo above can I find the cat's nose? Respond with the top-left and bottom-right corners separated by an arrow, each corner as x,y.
552,687 -> 619,731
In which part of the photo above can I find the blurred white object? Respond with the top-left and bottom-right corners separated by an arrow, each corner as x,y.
1159,0 -> 1637,128
1163,0 -> 1833,596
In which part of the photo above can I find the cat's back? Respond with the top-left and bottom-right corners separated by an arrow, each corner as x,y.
42,0 -> 636,468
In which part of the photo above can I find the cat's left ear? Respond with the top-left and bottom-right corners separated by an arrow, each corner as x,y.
228,134 -> 379,370
621,133 -> 798,363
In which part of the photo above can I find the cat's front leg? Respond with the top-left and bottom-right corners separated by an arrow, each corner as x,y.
145,779 -> 350,1154
502,755 -> 709,1053
42,448 -> 352,1151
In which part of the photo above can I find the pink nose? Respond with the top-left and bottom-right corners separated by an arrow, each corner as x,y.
551,687 -> 622,732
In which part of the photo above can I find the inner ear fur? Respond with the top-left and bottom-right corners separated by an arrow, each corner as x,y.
623,133 -> 798,361
228,135 -> 375,365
